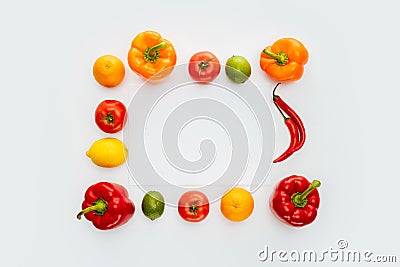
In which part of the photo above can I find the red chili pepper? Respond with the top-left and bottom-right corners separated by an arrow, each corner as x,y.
273,83 -> 306,152
77,182 -> 135,230
273,102 -> 299,163
270,175 -> 321,227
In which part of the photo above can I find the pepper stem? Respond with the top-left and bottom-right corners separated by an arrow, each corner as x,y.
76,198 -> 108,220
291,180 -> 321,208
274,102 -> 288,120
263,49 -> 289,66
272,83 -> 282,101
143,42 -> 166,63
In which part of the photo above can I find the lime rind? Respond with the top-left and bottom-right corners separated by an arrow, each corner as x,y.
141,191 -> 165,221
225,55 -> 251,83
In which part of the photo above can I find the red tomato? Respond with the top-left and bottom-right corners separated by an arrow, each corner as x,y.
188,51 -> 221,83
95,100 -> 127,133
178,191 -> 210,222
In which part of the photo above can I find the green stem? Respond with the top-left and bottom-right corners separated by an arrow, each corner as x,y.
274,102 -> 287,120
100,111 -> 115,128
77,198 -> 108,220
263,49 -> 288,66
291,180 -> 321,208
189,201 -> 199,216
143,42 -> 166,63
198,58 -> 214,75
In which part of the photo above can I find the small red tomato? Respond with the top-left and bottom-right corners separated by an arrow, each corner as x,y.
95,100 -> 127,133
178,191 -> 210,222
188,51 -> 221,83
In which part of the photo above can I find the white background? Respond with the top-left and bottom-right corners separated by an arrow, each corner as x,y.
2,0 -> 400,266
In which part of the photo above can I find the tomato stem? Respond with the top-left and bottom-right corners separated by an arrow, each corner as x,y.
189,201 -> 199,216
100,111 -> 115,128
197,58 -> 214,75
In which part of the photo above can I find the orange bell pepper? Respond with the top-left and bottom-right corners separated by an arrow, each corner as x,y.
260,38 -> 308,82
128,31 -> 177,80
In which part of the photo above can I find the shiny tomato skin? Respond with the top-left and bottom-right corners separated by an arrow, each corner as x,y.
178,191 -> 210,222
188,51 -> 221,83
95,100 -> 127,133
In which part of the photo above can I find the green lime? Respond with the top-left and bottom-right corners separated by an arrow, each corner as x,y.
141,191 -> 165,221
225,55 -> 251,83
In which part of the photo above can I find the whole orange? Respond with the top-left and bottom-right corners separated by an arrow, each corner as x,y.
220,187 -> 254,222
93,55 -> 125,88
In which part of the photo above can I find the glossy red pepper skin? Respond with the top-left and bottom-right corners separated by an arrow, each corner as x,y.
273,83 -> 306,153
273,117 -> 299,163
274,96 -> 305,152
270,175 -> 321,227
77,182 -> 135,230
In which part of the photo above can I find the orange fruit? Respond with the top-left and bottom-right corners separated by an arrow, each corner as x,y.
93,55 -> 125,87
220,187 -> 254,222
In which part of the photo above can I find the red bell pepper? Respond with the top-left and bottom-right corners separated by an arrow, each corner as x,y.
77,182 -> 135,230
270,175 -> 321,227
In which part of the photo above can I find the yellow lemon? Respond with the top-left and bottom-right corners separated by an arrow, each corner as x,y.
86,138 -> 128,168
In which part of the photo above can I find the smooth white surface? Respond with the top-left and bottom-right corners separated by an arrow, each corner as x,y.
2,0 -> 400,266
